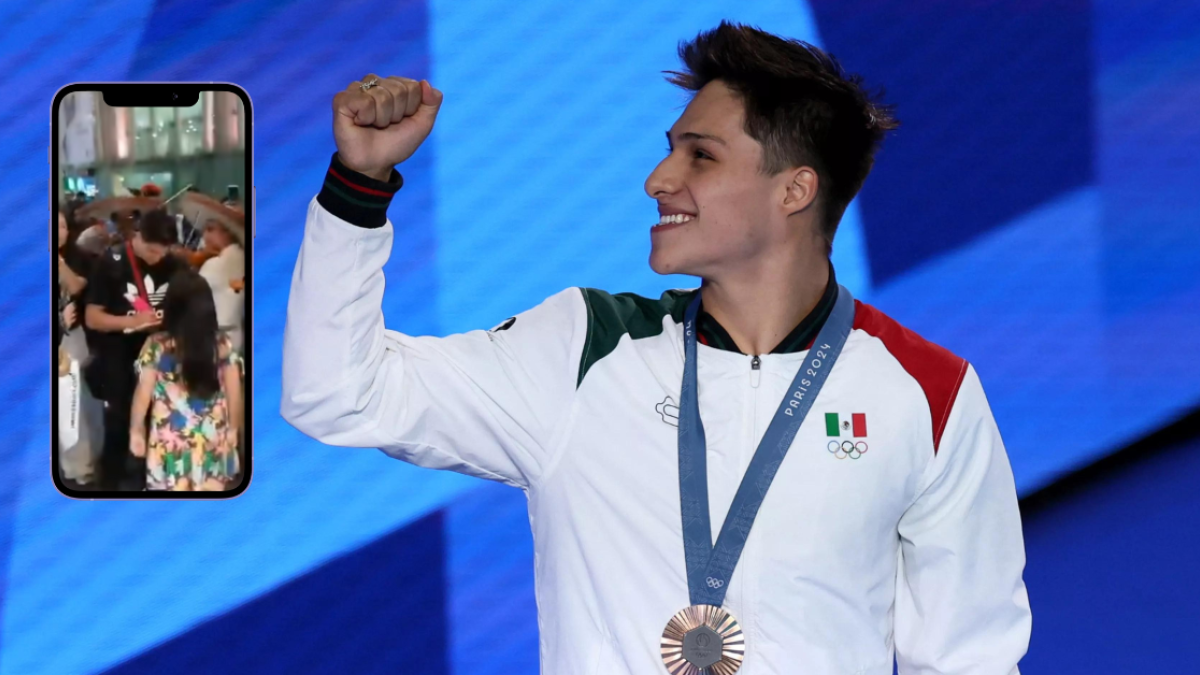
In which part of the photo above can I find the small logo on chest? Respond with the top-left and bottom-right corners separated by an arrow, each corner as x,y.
656,395 -> 680,427
825,412 -> 868,460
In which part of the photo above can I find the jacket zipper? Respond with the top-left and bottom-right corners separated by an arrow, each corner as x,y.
743,353 -> 762,620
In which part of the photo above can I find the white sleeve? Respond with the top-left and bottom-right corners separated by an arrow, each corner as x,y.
280,197 -> 586,489
894,363 -> 1032,674
199,249 -> 244,333
198,256 -> 222,288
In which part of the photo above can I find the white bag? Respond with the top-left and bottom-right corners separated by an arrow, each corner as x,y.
58,356 -> 82,450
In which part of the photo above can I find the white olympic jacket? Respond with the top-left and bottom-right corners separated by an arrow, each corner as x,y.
282,158 -> 1031,675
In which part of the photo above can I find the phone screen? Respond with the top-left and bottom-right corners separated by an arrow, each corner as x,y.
52,83 -> 252,498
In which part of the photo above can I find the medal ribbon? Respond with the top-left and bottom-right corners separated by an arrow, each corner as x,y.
678,284 -> 855,607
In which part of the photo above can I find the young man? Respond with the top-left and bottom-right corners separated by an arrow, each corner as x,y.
86,210 -> 182,491
282,22 -> 1031,674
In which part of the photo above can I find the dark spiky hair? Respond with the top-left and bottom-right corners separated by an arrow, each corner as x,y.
666,21 -> 898,254
137,209 -> 179,246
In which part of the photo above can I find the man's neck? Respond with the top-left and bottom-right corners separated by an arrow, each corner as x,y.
700,251 -> 831,356
132,248 -> 160,268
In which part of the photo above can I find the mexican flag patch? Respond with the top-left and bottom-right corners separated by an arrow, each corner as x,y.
825,412 -> 867,438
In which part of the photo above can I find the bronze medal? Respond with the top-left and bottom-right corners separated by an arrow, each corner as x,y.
661,604 -> 744,674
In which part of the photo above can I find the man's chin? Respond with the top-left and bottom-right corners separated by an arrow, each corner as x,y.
649,250 -> 694,277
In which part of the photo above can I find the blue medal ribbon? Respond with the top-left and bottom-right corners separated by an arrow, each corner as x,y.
678,284 -> 855,607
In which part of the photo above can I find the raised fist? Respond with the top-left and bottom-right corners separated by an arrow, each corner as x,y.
332,74 -> 444,180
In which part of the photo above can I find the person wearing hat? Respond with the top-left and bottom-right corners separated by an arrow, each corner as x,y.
197,217 -> 245,352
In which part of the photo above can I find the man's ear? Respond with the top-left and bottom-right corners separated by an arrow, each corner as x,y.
783,166 -> 819,216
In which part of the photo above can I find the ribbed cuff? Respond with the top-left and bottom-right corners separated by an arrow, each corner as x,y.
316,152 -> 404,228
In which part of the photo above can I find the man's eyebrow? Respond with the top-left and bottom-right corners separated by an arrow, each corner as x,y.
665,130 -> 727,146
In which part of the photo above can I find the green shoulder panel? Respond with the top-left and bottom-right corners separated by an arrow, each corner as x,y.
576,287 -> 696,388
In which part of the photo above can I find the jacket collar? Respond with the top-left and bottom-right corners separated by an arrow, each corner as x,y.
696,260 -> 838,355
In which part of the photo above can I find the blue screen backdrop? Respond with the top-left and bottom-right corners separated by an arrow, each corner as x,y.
1,1 -> 1197,673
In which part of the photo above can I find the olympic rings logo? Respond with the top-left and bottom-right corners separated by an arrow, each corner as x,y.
827,439 -> 868,460
705,577 -> 725,589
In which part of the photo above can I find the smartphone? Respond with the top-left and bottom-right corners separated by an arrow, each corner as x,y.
51,82 -> 253,498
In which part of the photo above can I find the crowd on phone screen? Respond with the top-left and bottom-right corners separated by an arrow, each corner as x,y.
56,186 -> 245,492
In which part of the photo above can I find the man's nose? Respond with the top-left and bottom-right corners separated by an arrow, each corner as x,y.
644,158 -> 679,198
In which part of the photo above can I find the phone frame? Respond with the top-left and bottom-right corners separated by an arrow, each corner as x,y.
50,82 -> 253,499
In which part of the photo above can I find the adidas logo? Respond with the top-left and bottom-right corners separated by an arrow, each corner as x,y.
124,276 -> 169,308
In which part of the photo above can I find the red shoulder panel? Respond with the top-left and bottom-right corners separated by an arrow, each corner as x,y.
831,300 -> 969,454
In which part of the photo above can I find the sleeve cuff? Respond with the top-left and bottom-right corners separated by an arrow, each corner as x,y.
316,152 -> 404,228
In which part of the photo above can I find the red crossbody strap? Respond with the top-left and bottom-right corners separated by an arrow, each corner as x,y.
125,242 -> 149,303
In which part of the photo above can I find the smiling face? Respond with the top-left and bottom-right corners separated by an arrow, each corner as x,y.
644,80 -> 815,279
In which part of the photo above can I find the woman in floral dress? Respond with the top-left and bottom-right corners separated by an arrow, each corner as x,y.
130,270 -> 243,491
